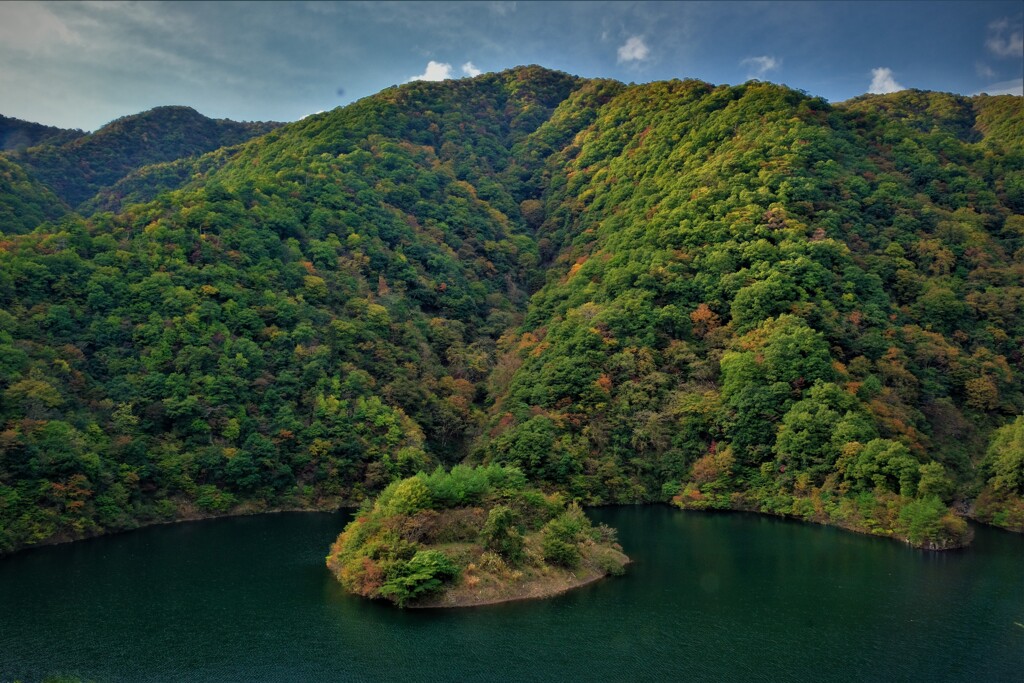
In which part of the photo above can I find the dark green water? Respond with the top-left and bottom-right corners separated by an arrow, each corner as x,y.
1,507 -> 1021,682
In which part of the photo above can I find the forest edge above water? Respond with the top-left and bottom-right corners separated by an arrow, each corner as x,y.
1,66 -> 1022,557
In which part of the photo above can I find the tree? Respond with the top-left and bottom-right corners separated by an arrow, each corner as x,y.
987,416 -> 1024,494
482,504 -> 525,564
379,549 -> 460,607
846,439 -> 920,496
773,382 -> 874,482
721,315 -> 836,463
899,496 -> 946,546
4,378 -> 63,418
379,477 -> 433,515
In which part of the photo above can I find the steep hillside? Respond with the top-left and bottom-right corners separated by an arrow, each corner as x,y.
0,68 -> 1020,554
79,147 -> 244,215
10,106 -> 281,209
0,156 -> 69,234
478,79 -> 1023,545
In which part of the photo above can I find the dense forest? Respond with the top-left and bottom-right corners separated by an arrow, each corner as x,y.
0,67 -> 1021,554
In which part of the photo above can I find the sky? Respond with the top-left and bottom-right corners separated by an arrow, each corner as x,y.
0,1 -> 1020,131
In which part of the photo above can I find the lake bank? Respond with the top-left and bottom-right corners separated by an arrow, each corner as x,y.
411,546 -> 630,609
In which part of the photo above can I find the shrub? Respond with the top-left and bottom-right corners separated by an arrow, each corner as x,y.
540,503 -> 588,568
481,505 -> 525,564
378,549 -> 460,607
506,489 -> 563,530
592,545 -> 626,576
541,535 -> 579,568
378,477 -> 433,515
417,464 -> 527,508
899,496 -> 946,546
194,484 -> 236,512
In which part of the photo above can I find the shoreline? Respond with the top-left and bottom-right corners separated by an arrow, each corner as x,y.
0,499 -> 354,558
675,502 -> 977,550
673,499 -> 976,551
409,562 -> 629,609
4,497 -> 1020,559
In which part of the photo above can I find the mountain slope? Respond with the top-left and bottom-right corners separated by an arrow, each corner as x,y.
0,67 -> 582,552
477,79 -> 1023,544
0,68 -> 1021,554
0,156 -> 69,234
79,146 -> 246,215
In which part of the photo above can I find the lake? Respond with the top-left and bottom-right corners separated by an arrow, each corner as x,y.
1,506 -> 1021,682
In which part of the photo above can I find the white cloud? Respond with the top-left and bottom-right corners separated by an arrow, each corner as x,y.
0,2 -> 80,53
488,1 -> 517,16
975,62 -> 996,79
300,110 -> 325,120
741,55 -> 781,77
617,35 -> 649,63
462,61 -> 481,77
408,60 -> 453,82
986,18 -> 1023,58
975,78 -> 1024,96
868,67 -> 905,94
79,1 -> 131,10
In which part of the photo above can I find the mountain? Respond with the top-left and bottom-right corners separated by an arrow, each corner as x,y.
0,67 -> 1020,554
476,80 -> 1023,546
0,114 -> 84,152
7,106 -> 281,209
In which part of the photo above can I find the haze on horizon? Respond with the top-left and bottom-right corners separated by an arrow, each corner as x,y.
0,0 -> 1021,131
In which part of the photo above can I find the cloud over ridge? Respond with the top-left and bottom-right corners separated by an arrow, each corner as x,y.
975,78 -> 1024,96
617,36 -> 649,63
869,67 -> 905,94
986,18 -> 1023,58
741,55 -> 781,77
409,61 -> 453,82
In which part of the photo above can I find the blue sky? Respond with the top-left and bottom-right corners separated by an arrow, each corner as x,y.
0,1 -> 1020,131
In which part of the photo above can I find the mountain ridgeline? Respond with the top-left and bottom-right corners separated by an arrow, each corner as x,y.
0,67 -> 1021,554
0,114 -> 85,153
0,106 -> 281,223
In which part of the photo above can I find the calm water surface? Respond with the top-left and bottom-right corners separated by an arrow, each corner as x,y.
1,507 -> 1021,682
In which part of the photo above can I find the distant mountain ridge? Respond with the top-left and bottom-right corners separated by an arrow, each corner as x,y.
0,114 -> 85,152
0,67 -> 1021,555
4,105 -> 281,211
841,88 -> 1024,148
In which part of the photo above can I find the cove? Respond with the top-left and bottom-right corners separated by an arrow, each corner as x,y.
0,506 -> 1020,682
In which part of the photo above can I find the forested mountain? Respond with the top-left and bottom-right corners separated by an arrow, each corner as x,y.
0,115 -> 84,152
478,82 -> 1023,546
0,67 -> 1020,554
6,106 -> 281,211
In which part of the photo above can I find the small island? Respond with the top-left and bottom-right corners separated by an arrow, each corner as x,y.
325,465 -> 629,608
